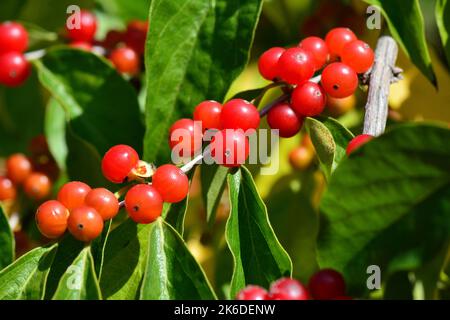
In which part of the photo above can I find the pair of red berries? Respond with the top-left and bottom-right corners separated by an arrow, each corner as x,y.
0,22 -> 31,87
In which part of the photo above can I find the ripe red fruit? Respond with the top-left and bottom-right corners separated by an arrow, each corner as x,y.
0,52 -> 31,87
0,22 -> 29,54
325,27 -> 357,57
67,206 -> 104,242
57,181 -> 92,211
102,30 -> 124,49
210,129 -> 250,168
258,47 -> 285,81
66,10 -> 97,42
193,100 -> 222,131
102,145 -> 140,183
124,20 -> 148,55
289,146 -> 314,171
169,118 -> 203,158
321,62 -> 358,99
236,285 -> 269,300
346,134 -> 373,155
269,278 -> 309,300
267,103 -> 303,138
69,41 -> 92,51
291,81 -> 327,117
0,176 -> 16,201
341,40 -> 375,73
35,200 -> 69,239
152,164 -> 189,203
23,173 -> 51,200
309,269 -> 346,300
298,36 -> 329,70
277,47 -> 315,85
220,99 -> 260,131
85,188 -> 119,220
6,153 -> 32,184
109,47 -> 140,75
125,184 -> 163,224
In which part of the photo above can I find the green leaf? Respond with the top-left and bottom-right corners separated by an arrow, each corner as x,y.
0,244 -> 57,300
201,164 -> 228,224
226,166 -> 292,298
305,117 -> 354,180
0,207 -> 14,270
44,99 -> 68,170
436,0 -> 450,66
318,124 -> 450,294
91,220 -> 112,278
364,0 -> 436,86
96,0 -> 151,21
143,0 -> 263,163
140,219 -> 216,299
52,247 -> 102,300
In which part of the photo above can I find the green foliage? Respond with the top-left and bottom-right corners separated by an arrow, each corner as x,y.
201,164 -> 228,224
96,0 -> 151,22
0,207 -> 14,270
436,0 -> 450,66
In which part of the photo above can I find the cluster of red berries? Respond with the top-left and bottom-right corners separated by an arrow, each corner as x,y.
236,269 -> 349,300
0,21 -> 31,87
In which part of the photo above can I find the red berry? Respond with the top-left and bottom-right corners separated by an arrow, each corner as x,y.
277,47 -> 315,85
267,103 -> 303,138
69,41 -> 92,51
35,200 -> 69,239
125,184 -> 163,224
23,173 -> 51,200
309,269 -> 346,300
67,206 -> 104,242
124,20 -> 148,55
289,146 -> 314,171
258,47 -> 285,81
291,81 -> 327,117
0,22 -> 29,54
169,119 -> 203,158
193,100 -> 222,131
341,40 -> 375,73
6,153 -> 32,185
102,145 -> 140,183
85,188 -> 119,220
57,181 -> 91,211
269,278 -> 309,300
346,134 -> 373,155
210,129 -> 250,168
0,176 -> 16,201
0,52 -> 31,87
152,164 -> 189,203
298,36 -> 329,70
66,10 -> 97,42
220,99 -> 260,131
101,30 -> 124,49
325,27 -> 357,57
236,285 -> 269,300
109,47 -> 140,75
321,62 -> 358,99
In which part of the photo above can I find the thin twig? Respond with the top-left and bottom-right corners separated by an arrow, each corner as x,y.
258,93 -> 290,117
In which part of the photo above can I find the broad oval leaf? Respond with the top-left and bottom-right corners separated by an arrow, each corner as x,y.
0,206 -> 14,270
226,166 -> 292,298
97,0 -> 151,21
436,0 -> 450,66
201,164 -> 228,224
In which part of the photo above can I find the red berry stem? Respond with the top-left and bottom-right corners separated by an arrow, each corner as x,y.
258,93 -> 290,117
251,81 -> 288,107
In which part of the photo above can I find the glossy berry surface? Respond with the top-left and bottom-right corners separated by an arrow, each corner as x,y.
269,278 -> 309,300
0,22 -> 29,54
291,81 -> 327,117
85,188 -> 119,220
66,10 -> 97,42
125,184 -> 163,224
109,47 -> 140,75
6,153 -> 32,184
258,47 -> 285,81
57,181 -> 91,211
341,40 -> 375,73
152,164 -> 189,203
67,206 -> 104,242
321,62 -> 358,99
346,134 -> 373,155
124,20 -> 148,55
220,99 -> 260,131
267,103 -> 303,138
35,200 -> 69,239
325,27 -> 357,57
236,285 -> 269,300
69,41 -> 92,51
210,129 -> 250,168
309,269 -> 346,300
23,173 -> 51,200
0,176 -> 16,201
169,118 -> 203,158
298,36 -> 329,70
0,52 -> 31,87
277,47 -> 315,84
193,100 -> 222,131
102,144 -> 140,183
